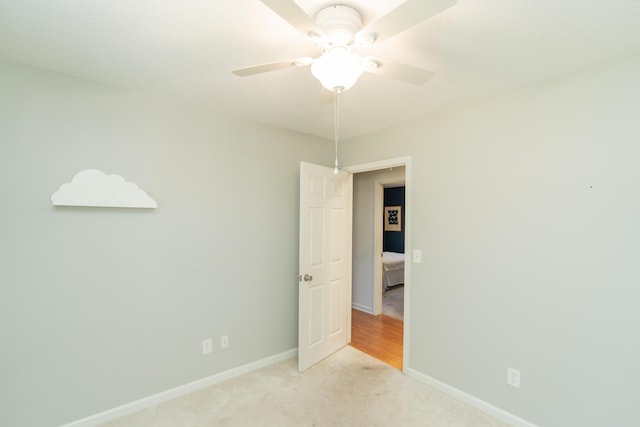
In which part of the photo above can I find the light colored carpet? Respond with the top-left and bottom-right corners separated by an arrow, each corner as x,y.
382,285 -> 404,321
101,346 -> 508,427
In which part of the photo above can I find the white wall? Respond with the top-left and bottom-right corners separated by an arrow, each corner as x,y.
352,167 -> 405,313
341,54 -> 640,427
0,60 -> 332,427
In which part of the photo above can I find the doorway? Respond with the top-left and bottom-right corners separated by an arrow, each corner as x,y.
344,158 -> 410,370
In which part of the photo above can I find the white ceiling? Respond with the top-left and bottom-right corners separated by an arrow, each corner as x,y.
1,0 -> 640,140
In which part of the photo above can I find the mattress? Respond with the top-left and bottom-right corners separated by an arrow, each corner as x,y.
382,251 -> 405,290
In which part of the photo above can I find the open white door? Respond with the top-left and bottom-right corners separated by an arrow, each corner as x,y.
298,162 -> 352,372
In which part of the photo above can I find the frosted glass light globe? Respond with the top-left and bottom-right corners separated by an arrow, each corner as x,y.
311,47 -> 364,92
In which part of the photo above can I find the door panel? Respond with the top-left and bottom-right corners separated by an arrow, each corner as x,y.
308,284 -> 324,347
309,208 -> 325,267
328,279 -> 344,336
329,208 -> 343,262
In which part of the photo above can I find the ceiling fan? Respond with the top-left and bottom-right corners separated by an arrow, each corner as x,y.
232,0 -> 456,92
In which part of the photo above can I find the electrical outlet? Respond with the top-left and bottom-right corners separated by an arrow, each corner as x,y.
220,335 -> 229,349
202,338 -> 213,355
507,367 -> 521,388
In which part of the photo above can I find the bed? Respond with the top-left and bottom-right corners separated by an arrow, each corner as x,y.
382,251 -> 405,290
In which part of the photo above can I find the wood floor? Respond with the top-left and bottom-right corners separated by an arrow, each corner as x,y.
350,308 -> 404,370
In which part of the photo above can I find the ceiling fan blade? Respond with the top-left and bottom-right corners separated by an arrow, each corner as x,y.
260,0 -> 325,37
360,0 -> 456,43
232,58 -> 310,77
365,57 -> 434,85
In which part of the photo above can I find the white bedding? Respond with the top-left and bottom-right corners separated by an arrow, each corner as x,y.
382,251 -> 405,290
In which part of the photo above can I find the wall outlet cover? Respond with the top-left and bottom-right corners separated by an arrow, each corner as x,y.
507,367 -> 521,388
221,335 -> 229,349
202,338 -> 213,355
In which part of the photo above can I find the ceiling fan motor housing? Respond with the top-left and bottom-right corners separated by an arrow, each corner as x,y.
315,5 -> 363,47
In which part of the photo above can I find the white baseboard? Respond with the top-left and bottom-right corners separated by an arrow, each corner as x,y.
352,303 -> 373,314
60,348 -> 298,427
405,368 -> 538,427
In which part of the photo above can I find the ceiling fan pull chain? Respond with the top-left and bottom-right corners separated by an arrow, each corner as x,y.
333,88 -> 340,174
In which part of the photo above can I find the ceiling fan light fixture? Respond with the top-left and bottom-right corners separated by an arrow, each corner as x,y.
311,47 -> 364,91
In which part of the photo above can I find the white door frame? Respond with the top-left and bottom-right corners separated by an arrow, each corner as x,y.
344,156 -> 412,371
373,177 -> 406,316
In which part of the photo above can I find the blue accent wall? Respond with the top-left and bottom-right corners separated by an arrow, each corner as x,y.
383,186 -> 405,253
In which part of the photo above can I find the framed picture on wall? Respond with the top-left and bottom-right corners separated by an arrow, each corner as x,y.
384,205 -> 402,232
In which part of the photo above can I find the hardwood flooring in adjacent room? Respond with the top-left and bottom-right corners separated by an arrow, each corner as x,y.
350,308 -> 403,370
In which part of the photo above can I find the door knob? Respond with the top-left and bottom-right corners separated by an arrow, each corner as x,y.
303,274 -> 313,281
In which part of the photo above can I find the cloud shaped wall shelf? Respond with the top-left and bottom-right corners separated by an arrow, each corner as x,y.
51,169 -> 158,208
